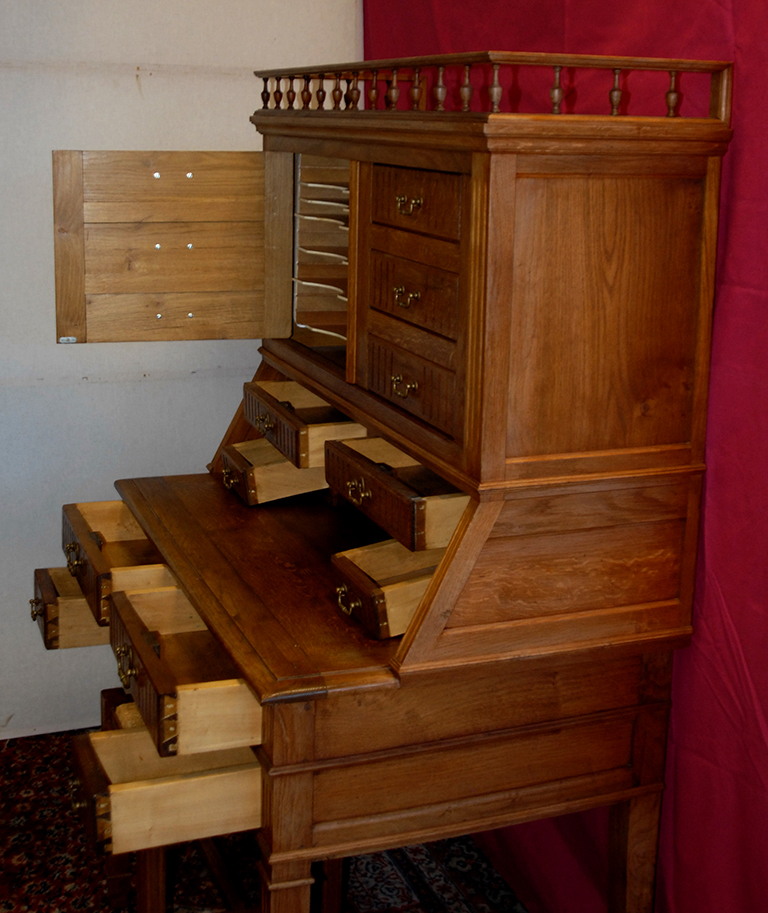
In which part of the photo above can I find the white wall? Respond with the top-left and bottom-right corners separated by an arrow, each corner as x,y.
0,0 -> 363,739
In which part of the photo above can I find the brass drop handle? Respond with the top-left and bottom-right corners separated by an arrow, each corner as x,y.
395,194 -> 423,217
115,645 -> 137,690
253,412 -> 275,432
65,542 -> 83,576
393,285 -> 421,309
30,598 -> 44,621
70,780 -> 88,812
336,584 -> 362,616
222,467 -> 235,489
346,478 -> 372,507
391,374 -> 419,399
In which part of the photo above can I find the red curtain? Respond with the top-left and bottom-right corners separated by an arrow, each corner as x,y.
365,3 -> 768,912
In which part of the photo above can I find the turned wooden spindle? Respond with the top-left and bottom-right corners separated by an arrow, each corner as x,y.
460,65 -> 473,112
348,72 -> 361,110
286,77 -> 296,110
273,78 -> 283,110
387,69 -> 400,109
550,65 -> 564,114
332,74 -> 343,110
434,66 -> 447,111
368,70 -> 379,110
490,63 -> 503,113
610,68 -> 622,116
410,68 -> 422,110
261,77 -> 271,110
666,70 -> 680,117
316,74 -> 326,110
301,75 -> 312,109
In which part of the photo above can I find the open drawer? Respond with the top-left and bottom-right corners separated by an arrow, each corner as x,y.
331,539 -> 445,639
62,501 -> 163,624
108,577 -> 263,756
243,379 -> 367,468
71,724 -> 261,855
325,438 -> 469,550
31,567 -> 110,650
220,437 -> 328,506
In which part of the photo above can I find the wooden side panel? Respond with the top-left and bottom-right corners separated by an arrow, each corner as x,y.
52,151 -> 86,342
506,172 -> 705,459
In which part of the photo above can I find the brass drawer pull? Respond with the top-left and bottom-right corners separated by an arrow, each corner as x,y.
115,645 -> 137,691
65,542 -> 83,576
29,597 -> 44,621
335,584 -> 362,616
253,412 -> 275,432
391,374 -> 419,399
222,467 -> 235,489
393,285 -> 421,309
346,478 -> 372,506
395,194 -> 423,217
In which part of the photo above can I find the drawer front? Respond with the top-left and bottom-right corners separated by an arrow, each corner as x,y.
371,165 -> 462,241
71,727 -> 261,855
367,336 -> 457,437
243,380 -> 366,468
62,501 -> 163,624
332,539 -> 444,639
221,439 -> 328,506
31,567 -> 110,650
109,586 -> 263,756
325,439 -> 467,550
369,251 -> 459,340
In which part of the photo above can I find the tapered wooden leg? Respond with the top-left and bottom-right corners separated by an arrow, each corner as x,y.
136,847 -> 168,913
259,859 -> 314,913
608,793 -> 662,913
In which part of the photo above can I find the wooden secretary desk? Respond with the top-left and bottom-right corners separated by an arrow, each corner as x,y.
36,52 -> 732,913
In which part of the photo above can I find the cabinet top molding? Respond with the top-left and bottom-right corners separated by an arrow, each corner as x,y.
252,51 -> 732,125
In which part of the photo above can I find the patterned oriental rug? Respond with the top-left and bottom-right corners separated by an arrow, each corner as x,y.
0,731 -> 529,913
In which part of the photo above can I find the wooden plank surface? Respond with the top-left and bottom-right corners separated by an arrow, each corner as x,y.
115,474 -> 398,702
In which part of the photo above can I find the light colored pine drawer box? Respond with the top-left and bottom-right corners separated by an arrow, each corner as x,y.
331,538 -> 445,639
243,380 -> 367,468
108,581 -> 263,757
325,438 -> 469,550
62,501 -> 163,624
220,437 -> 328,506
31,567 -> 110,650
71,724 -> 261,855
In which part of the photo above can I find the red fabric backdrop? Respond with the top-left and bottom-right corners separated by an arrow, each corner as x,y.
364,3 -> 768,912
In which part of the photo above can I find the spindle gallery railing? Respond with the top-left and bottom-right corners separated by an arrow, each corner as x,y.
253,51 -> 732,123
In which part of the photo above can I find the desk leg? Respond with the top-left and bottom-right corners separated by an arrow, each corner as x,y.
259,859 -> 315,913
608,793 -> 662,913
136,847 -> 168,913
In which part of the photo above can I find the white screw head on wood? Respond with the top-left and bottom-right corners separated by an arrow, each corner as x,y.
155,243 -> 161,249
153,172 -> 161,178
187,243 -> 193,249
186,172 -> 193,178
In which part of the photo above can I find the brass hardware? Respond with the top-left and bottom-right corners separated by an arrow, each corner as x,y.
393,285 -> 421,309
253,412 -> 275,432
391,374 -> 419,399
395,194 -> 423,216
70,780 -> 88,811
115,645 -> 137,691
222,467 -> 235,489
346,478 -> 372,507
29,597 -> 44,621
65,542 -> 83,576
336,584 -> 362,616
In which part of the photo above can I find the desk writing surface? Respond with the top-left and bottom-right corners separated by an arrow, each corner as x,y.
116,473 -> 400,703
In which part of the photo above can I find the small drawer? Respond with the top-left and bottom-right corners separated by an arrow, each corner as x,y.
62,501 -> 163,625
325,438 -> 469,550
71,725 -> 261,855
220,438 -> 328,506
371,165 -> 462,241
109,582 -> 263,757
369,251 -> 459,340
331,539 -> 445,639
367,336 -> 457,437
243,380 -> 367,468
31,567 -> 110,650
